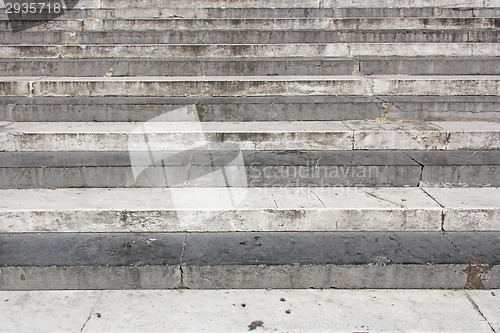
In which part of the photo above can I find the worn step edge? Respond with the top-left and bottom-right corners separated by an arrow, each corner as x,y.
0,151 -> 499,188
1,58 -> 498,76
0,43 -> 497,59
1,121 -> 499,151
0,187 -> 499,232
1,75 -> 499,98
3,17 -> 500,31
1,232 -> 498,290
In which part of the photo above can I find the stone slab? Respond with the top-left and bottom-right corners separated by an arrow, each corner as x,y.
0,43 -> 496,59
0,290 -> 493,332
0,187 -> 442,232
182,232 -> 467,288
424,188 -> 500,231
467,290 -> 500,332
433,121 -> 500,150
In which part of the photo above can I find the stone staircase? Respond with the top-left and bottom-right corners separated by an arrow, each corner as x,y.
0,0 -> 499,290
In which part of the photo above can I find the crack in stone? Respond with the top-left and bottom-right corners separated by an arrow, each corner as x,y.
465,291 -> 497,332
79,291 -> 103,332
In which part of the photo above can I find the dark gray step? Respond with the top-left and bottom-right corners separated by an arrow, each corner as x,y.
1,232 -> 498,290
0,150 -> 498,188
2,17 -> 498,31
0,30 -> 497,44
1,96 -> 498,122
1,58 -> 498,76
1,7 -> 499,20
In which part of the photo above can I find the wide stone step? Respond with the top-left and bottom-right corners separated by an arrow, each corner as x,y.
1,96 -> 498,122
1,75 -> 498,98
1,121 -> 499,151
1,43 -> 495,59
2,187 -> 500,233
0,231 -> 498,289
1,30 -> 497,44
26,0 -> 490,9
0,150 -> 498,188
0,290 -> 497,332
2,7 -> 499,19
2,58 -> 498,76
3,17 -> 499,31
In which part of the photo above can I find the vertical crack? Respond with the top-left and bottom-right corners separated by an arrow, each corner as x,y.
80,291 -> 103,332
177,233 -> 189,289
465,292 -> 497,332
420,187 -> 446,230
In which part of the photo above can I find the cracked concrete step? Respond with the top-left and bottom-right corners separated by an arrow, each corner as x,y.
3,17 -> 500,31
1,290 -> 498,332
2,58 -> 499,77
20,0 -> 492,9
0,187 -> 499,232
1,76 -> 499,98
1,43 -> 496,59
0,231 -> 498,289
1,29 -> 498,44
1,96 -> 498,122
2,7 -> 500,19
0,150 -> 498,189
1,121 -> 499,151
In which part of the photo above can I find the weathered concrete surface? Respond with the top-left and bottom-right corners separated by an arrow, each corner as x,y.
1,7 -> 499,19
0,96 -> 384,122
407,151 -> 500,186
0,76 -> 496,98
467,290 -> 500,332
0,290 -> 494,332
0,187 -> 443,232
0,43 -> 497,59
2,58 -> 498,77
0,232 -> 474,289
2,17 -> 498,31
347,120 -> 448,150
0,150 -> 423,188
424,188 -> 500,231
1,96 -> 497,122
446,232 -> 500,289
0,233 -> 184,290
434,121 -> 500,150
181,232 -> 468,289
381,96 -> 500,121
1,121 -> 499,151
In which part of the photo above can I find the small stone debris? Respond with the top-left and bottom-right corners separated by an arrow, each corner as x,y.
96,313 -> 102,318
280,298 -> 286,302
241,303 -> 246,307
285,310 -> 291,314
248,320 -> 264,331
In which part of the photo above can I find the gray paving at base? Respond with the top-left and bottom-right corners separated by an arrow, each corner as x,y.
2,231 -> 499,290
0,30 -> 496,44
0,290 -> 496,332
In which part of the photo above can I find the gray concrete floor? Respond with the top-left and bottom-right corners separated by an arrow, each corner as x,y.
0,289 -> 498,332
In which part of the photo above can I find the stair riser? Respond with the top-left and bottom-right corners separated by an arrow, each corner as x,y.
0,232 -> 498,290
2,58 -> 498,76
3,18 -> 499,31
1,30 -> 498,44
1,97 -> 498,122
2,8 -> 500,19
2,165 -> 500,188
2,43 -> 496,59
2,78 -> 498,98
